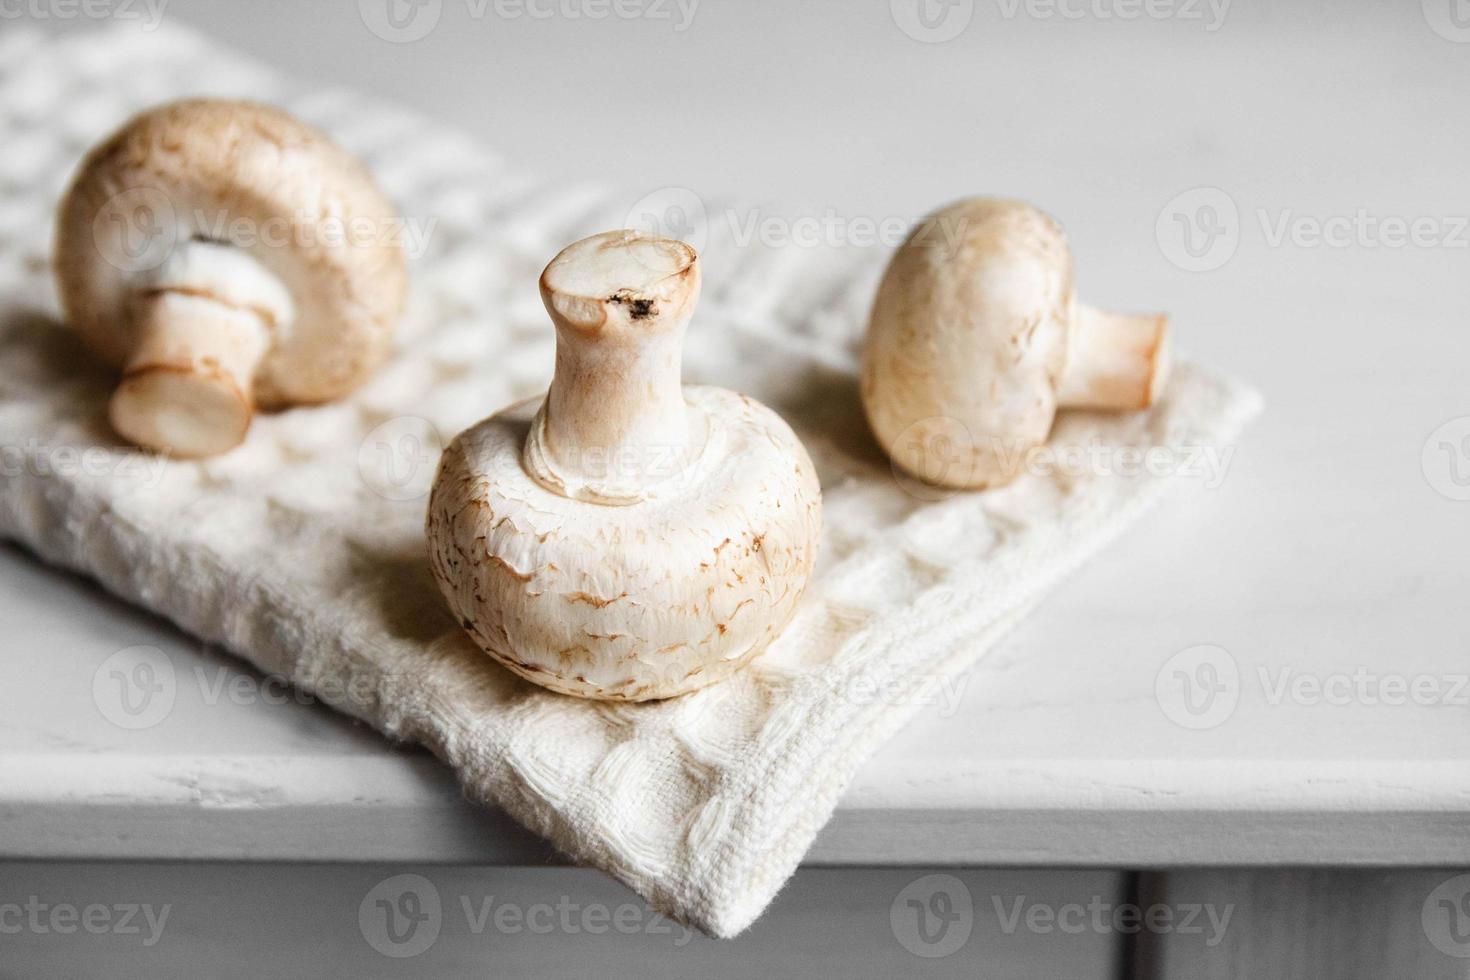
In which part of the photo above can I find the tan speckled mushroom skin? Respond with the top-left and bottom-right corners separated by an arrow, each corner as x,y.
427,230 -> 823,701
54,99 -> 407,407
862,197 -> 1169,490
427,390 -> 823,700
862,198 -> 1074,489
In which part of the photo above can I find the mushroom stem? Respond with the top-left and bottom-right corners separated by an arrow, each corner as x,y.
106,240 -> 294,457
544,322 -> 689,459
109,292 -> 269,457
1057,303 -> 1172,411
525,231 -> 702,505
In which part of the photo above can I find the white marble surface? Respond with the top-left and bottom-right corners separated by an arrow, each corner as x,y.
4,1 -> 1468,866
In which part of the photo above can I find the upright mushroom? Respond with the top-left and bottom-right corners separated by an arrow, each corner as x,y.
427,230 -> 822,701
55,98 -> 407,457
862,197 -> 1171,490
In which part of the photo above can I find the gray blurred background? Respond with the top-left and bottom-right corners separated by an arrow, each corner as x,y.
35,0 -> 1468,406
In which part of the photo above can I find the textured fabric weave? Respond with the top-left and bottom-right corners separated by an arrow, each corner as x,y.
0,25 -> 1260,936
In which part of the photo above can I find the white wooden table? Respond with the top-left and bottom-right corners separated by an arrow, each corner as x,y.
4,3 -> 1469,977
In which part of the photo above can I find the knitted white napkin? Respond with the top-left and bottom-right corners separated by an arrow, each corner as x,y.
0,25 -> 1260,937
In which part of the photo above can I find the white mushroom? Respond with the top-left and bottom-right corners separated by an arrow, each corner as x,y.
862,197 -> 1171,490
427,230 -> 822,701
54,98 -> 408,457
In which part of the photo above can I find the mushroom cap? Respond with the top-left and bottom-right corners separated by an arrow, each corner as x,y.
427,388 -> 823,701
54,98 -> 408,408
861,197 -> 1075,489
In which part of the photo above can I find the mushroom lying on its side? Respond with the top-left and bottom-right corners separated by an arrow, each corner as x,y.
427,230 -> 823,701
862,197 -> 1171,490
55,98 -> 407,457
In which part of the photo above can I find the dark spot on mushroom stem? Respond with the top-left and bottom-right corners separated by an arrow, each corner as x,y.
608,290 -> 657,320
